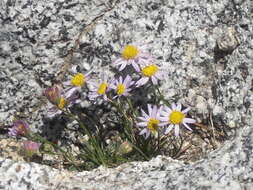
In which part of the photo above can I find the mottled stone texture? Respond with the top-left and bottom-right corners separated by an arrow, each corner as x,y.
0,125 -> 252,190
0,0 -> 252,189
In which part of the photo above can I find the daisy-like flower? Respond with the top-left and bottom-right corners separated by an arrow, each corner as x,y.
88,77 -> 111,101
159,103 -> 196,137
136,63 -> 164,87
137,104 -> 162,139
44,85 -> 78,118
113,44 -> 153,72
63,71 -> 91,97
8,120 -> 30,137
111,75 -> 135,98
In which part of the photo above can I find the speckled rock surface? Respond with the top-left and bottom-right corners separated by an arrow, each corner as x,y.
0,125 -> 252,190
0,0 -> 253,189
0,0 -> 252,131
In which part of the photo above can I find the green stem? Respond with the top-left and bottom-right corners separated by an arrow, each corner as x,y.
129,142 -> 149,160
126,97 -> 137,117
108,98 -> 135,143
155,86 -> 170,106
62,109 -> 107,166
77,118 -> 106,166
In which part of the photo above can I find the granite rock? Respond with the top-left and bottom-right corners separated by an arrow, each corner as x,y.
0,0 -> 252,131
0,0 -> 252,189
0,125 -> 252,190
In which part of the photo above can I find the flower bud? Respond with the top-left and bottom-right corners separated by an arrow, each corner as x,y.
44,85 -> 61,105
22,141 -> 41,157
118,141 -> 133,155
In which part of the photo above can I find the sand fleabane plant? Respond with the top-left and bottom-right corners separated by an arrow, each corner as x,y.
113,44 -> 153,72
111,75 -> 135,98
136,63 -> 164,87
160,103 -> 196,136
12,43 -> 220,171
137,104 -> 163,139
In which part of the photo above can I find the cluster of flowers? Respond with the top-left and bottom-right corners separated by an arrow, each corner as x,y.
41,44 -> 196,138
5,44 -> 198,167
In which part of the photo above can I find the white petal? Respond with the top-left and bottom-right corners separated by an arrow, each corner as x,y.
132,62 -> 140,72
158,105 -> 163,112
183,122 -> 193,131
129,81 -> 135,87
63,81 -> 72,86
172,102 -> 177,110
160,111 -> 167,117
174,125 -> 180,137
165,126 -> 173,134
119,62 -> 127,71
182,107 -> 191,113
141,109 -> 149,119
148,104 -> 152,116
112,95 -> 118,99
159,117 -> 169,122
151,76 -> 158,85
47,109 -> 62,118
119,76 -> 123,83
113,58 -> 123,65
139,52 -> 151,59
136,77 -> 149,87
64,88 -> 77,98
88,94 -> 99,99
183,118 -> 196,124
151,105 -> 157,118
156,72 -> 164,80
164,106 -> 172,113
137,122 -> 148,127
123,75 -> 131,86
159,122 -> 168,127
176,103 -> 182,111
139,128 -> 147,136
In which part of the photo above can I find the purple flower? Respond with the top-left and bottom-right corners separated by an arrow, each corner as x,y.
111,75 -> 135,98
113,44 -> 153,72
159,103 -> 196,136
8,120 -> 30,137
137,104 -> 163,139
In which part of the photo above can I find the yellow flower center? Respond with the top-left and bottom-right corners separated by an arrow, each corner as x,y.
116,84 -> 125,95
147,118 -> 160,132
122,45 -> 139,60
97,82 -> 107,95
169,111 -> 185,124
141,64 -> 158,77
71,73 -> 85,87
57,97 -> 66,109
